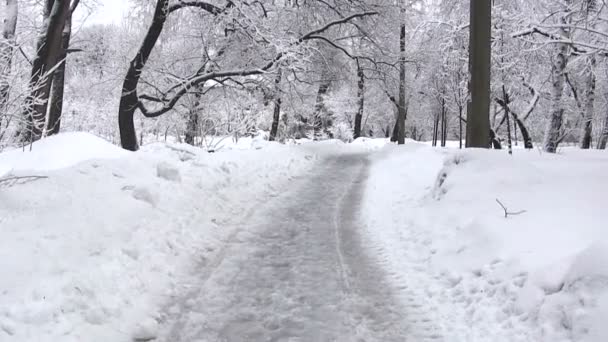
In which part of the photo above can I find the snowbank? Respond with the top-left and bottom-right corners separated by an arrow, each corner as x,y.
0,132 -> 129,177
0,133 -> 321,342
362,142 -> 608,341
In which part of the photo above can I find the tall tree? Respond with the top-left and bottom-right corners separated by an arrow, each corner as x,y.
268,69 -> 282,142
353,60 -> 365,139
396,7 -> 407,145
542,1 -> 572,153
21,0 -> 71,142
47,0 -> 80,136
466,0 -> 491,148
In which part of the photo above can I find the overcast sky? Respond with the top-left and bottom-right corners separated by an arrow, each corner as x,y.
75,0 -> 129,26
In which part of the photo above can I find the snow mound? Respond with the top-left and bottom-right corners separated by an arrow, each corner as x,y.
363,145 -> 608,342
0,133 -> 319,342
0,132 -> 128,176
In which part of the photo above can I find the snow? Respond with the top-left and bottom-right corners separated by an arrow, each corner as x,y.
0,132 -> 319,342
361,141 -> 608,341
2,132 -> 607,341
0,132 -> 129,177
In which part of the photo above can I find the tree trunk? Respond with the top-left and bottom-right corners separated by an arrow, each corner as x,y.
458,105 -> 463,149
22,0 -> 71,142
543,19 -> 570,153
502,85 -> 513,155
441,98 -> 447,147
47,6 -> 75,136
0,0 -> 18,114
432,111 -> 439,147
466,0 -> 491,148
269,69 -> 282,141
312,80 -> 330,140
184,96 -> 200,145
119,0 -> 169,151
396,19 -> 407,145
580,56 -> 596,149
513,111 -> 533,149
353,62 -> 365,139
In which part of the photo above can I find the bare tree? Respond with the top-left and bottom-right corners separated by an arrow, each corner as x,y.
118,0 -> 377,150
21,0 -> 72,142
268,69 -> 282,141
47,0 -> 80,136
396,7 -> 407,145
353,60 -> 365,139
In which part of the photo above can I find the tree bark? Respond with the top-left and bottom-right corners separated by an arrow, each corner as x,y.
543,14 -> 570,153
580,56 -> 596,149
47,2 -> 77,136
184,96 -> 200,145
353,62 -> 364,139
513,111 -> 533,149
396,18 -> 407,145
502,85 -> 513,155
0,0 -> 18,114
22,0 -> 71,142
269,69 -> 282,141
441,97 -> 447,147
458,105 -> 463,149
466,0 -> 491,148
312,80 -> 330,140
119,0 -> 170,151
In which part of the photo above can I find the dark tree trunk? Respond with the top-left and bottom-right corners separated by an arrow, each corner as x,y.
22,0 -> 71,142
490,129 -> 502,149
119,0 -> 169,151
47,5 -> 75,136
441,98 -> 447,147
432,111 -> 439,147
466,0 -> 491,148
580,56 -> 596,149
269,69 -> 282,141
390,119 -> 398,142
353,62 -> 364,139
502,85 -> 513,155
396,20 -> 407,144
458,105 -> 463,149
0,0 -> 18,115
513,112 -> 533,149
184,97 -> 200,145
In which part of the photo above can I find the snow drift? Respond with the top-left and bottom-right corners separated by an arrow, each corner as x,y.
362,142 -> 608,342
0,133 -> 319,342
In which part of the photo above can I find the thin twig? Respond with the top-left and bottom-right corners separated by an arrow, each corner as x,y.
496,199 -> 527,218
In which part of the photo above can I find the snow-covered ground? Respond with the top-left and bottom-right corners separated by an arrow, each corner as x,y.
0,132 -> 321,342
362,142 -> 608,341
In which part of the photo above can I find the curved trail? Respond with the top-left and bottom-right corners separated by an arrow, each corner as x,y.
158,152 -> 410,341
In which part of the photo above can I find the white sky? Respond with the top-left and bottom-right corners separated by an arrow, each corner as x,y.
75,0 -> 130,26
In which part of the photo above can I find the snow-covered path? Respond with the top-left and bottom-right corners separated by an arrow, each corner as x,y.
158,152 -> 410,341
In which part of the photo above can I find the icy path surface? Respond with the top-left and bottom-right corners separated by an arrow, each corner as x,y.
158,152 -> 409,341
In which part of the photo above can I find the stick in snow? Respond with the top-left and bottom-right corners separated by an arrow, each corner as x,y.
495,199 -> 527,218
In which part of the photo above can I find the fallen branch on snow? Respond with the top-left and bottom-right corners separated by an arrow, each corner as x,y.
0,175 -> 49,188
496,199 -> 527,218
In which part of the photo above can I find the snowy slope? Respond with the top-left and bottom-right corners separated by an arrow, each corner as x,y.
361,142 -> 608,342
0,133 -> 319,342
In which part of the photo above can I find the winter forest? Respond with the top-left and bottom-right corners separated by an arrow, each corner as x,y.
2,1 -> 608,342
1,0 -> 607,152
